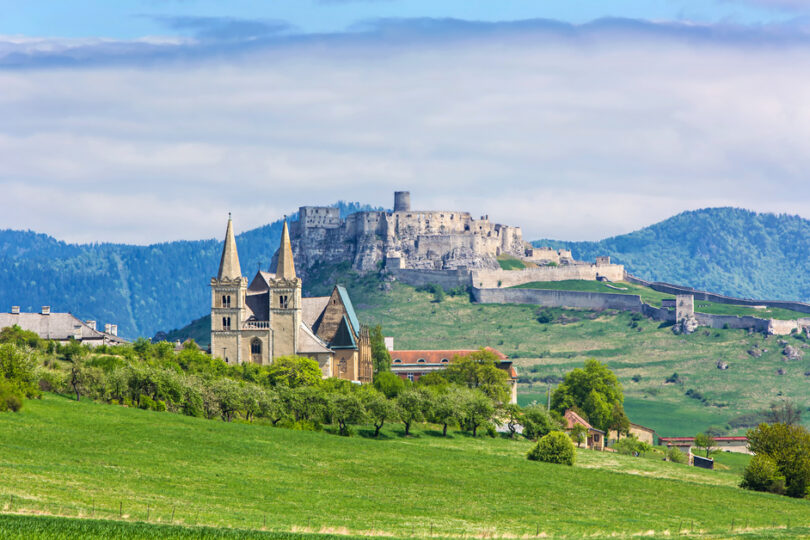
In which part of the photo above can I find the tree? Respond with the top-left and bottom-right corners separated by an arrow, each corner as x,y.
522,405 -> 558,441
747,422 -> 810,498
527,431 -> 575,466
551,359 -> 625,433
459,388 -> 495,437
608,402 -> 630,439
373,371 -> 406,398
501,403 -> 523,439
740,454 -> 785,495
284,385 -> 328,423
766,400 -> 802,425
444,349 -> 510,404
361,389 -> 397,437
694,432 -> 715,458
369,325 -> 391,375
416,371 -> 449,389
258,387 -> 287,425
328,392 -> 366,436
211,378 -> 244,421
429,387 -> 463,436
0,325 -> 41,349
570,424 -> 588,448
396,388 -> 428,436
266,356 -> 323,388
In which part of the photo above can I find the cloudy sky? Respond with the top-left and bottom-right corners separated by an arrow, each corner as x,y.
2,0 -> 810,244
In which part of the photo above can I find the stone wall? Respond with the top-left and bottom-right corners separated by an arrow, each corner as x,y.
472,264 -> 625,289
389,267 -> 470,290
472,287 -> 645,311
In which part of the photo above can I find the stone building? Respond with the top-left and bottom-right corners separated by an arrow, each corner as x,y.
0,306 -> 127,346
210,216 -> 372,382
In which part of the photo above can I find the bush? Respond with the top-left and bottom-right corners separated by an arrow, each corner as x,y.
666,446 -> 687,464
527,431 -> 575,466
614,436 -> 651,456
0,379 -> 24,412
536,309 -> 555,324
522,405 -> 557,440
155,399 -> 167,412
741,454 -> 786,495
138,394 -> 156,410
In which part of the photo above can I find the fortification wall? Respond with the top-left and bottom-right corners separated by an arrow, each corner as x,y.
472,288 -> 644,311
389,268 -> 470,290
625,274 -> 810,315
472,264 -> 625,289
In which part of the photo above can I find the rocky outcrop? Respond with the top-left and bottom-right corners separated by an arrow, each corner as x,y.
783,344 -> 803,361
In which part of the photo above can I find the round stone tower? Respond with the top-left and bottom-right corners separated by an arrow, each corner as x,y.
394,191 -> 411,212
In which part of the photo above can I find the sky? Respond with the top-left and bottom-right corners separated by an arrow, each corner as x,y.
2,1 -> 810,244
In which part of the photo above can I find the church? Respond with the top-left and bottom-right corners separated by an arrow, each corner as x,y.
210,216 -> 372,383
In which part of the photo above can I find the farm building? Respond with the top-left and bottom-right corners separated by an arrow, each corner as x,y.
564,409 -> 604,451
0,306 -> 127,346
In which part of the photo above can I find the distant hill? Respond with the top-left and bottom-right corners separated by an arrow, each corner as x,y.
535,207 -> 810,303
0,202 -> 377,338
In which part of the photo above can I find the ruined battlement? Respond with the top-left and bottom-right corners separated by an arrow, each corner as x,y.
291,192 -> 526,275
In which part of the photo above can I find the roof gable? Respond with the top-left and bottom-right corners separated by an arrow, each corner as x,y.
336,285 -> 361,335
330,315 -> 358,349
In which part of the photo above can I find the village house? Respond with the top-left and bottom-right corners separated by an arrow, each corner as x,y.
564,409 -> 605,451
608,422 -> 657,446
387,342 -> 518,404
659,436 -> 749,454
0,306 -> 127,346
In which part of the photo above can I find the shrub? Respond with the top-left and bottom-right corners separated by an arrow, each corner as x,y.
666,446 -> 687,464
631,374 -> 641,383
138,394 -> 156,410
614,436 -> 651,456
522,405 -> 557,440
0,379 -> 24,412
741,454 -> 786,495
536,310 -> 555,324
155,399 -> 167,412
527,431 -> 575,466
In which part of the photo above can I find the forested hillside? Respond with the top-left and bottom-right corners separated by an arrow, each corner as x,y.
0,202 -> 374,338
537,208 -> 810,302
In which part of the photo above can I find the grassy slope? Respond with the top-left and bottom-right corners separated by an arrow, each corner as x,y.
2,395 -> 810,538
347,282 -> 810,436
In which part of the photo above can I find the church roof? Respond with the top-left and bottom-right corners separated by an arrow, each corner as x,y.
245,291 -> 269,321
336,285 -> 361,335
274,220 -> 296,279
301,296 -> 330,329
297,322 -> 333,354
329,315 -> 358,349
248,271 -> 276,292
217,215 -> 242,281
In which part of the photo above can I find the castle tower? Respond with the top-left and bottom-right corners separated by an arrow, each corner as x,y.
394,191 -> 411,212
268,219 -> 302,357
210,214 -> 247,364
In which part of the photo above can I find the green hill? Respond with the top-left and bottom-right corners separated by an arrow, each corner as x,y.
2,395 -> 810,538
536,207 -> 810,302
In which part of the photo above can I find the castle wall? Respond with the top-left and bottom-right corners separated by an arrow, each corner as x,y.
472,288 -> 645,311
472,264 -> 625,289
388,267 -> 470,290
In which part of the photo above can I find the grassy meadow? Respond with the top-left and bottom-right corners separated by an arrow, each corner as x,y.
344,281 -> 810,436
2,395 -> 810,538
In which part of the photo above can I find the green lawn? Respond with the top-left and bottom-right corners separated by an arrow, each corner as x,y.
496,254 -> 528,270
1,395 -> 810,538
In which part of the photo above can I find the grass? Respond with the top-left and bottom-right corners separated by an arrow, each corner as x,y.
512,280 -> 810,320
495,254 -> 529,270
2,395 -> 810,538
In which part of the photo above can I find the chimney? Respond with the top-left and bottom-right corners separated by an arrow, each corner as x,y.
110,324 -> 118,337
11,306 -> 19,314
41,306 -> 51,315
86,320 -> 96,331
384,336 -> 394,351
105,323 -> 111,334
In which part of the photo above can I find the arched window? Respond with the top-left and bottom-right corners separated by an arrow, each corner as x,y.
417,358 -> 426,363
441,358 -> 449,363
251,339 -> 262,355
393,359 -> 402,363
222,316 -> 231,331
222,295 -> 231,308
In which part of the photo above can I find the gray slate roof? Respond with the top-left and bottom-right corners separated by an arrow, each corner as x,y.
0,312 -> 126,343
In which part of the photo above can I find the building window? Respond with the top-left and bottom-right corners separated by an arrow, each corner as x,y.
441,358 -> 449,363
417,358 -> 426,363
251,339 -> 262,355
279,295 -> 289,308
393,359 -> 401,363
407,373 -> 415,382
222,295 -> 231,308
222,316 -> 231,331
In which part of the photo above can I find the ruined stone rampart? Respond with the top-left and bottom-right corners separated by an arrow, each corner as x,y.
472,264 -> 625,289
388,268 -> 470,290
472,288 -> 645,311
625,274 -> 810,315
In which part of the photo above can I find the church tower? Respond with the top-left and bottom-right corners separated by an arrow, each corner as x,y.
267,219 -> 302,358
210,214 -> 247,364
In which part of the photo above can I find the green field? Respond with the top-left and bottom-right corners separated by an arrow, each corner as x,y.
496,254 -> 529,270
2,395 -> 810,538
513,280 -> 810,320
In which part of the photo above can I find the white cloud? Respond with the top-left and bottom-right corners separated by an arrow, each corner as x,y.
1,19 -> 810,243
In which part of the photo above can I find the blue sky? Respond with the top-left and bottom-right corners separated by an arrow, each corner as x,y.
0,0 -> 806,39
2,1 -> 810,244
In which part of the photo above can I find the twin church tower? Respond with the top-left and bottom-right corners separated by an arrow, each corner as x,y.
210,216 -> 372,383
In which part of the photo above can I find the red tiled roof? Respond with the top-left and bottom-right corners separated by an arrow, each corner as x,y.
564,409 -> 591,430
659,436 -> 747,442
389,347 -> 508,364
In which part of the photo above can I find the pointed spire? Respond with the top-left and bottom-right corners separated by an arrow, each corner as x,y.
275,217 -> 296,279
217,214 -> 242,281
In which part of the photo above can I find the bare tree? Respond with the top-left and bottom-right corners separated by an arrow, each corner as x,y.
766,400 -> 802,425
